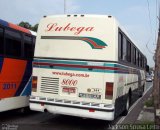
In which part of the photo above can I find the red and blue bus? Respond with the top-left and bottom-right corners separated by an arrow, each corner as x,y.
0,19 -> 36,112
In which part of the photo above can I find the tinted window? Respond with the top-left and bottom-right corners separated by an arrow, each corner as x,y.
127,41 -> 131,62
5,29 -> 22,57
144,58 -> 147,68
142,57 -> 144,68
136,50 -> 139,66
24,35 -> 33,59
0,27 -> 4,55
140,54 -> 142,67
122,37 -> 127,61
33,37 -> 36,45
118,32 -> 123,59
138,53 -> 141,67
133,47 -> 136,65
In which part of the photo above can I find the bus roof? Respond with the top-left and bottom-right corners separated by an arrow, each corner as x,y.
0,19 -> 32,35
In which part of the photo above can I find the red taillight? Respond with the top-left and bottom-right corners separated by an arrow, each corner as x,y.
32,76 -> 38,92
105,82 -> 113,99
41,103 -> 44,106
89,109 -> 95,112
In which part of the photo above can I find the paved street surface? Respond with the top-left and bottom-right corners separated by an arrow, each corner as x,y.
0,82 -> 152,130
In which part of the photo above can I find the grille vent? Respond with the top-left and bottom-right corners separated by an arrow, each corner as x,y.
40,77 -> 59,94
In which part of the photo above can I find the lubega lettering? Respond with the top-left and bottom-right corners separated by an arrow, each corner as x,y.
45,23 -> 94,35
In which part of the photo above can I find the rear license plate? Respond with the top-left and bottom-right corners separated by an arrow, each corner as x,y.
62,87 -> 76,93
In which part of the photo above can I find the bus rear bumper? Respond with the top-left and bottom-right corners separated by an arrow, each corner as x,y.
29,100 -> 115,121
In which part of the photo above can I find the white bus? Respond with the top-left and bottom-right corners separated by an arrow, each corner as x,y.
30,15 -> 147,121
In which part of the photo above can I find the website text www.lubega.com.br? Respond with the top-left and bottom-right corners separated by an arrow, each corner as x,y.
52,71 -> 90,78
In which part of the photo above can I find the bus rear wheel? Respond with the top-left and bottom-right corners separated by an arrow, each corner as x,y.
123,93 -> 131,116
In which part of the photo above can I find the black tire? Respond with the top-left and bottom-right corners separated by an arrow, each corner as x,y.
122,93 -> 131,116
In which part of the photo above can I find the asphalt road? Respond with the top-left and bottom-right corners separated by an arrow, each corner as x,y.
0,82 -> 153,130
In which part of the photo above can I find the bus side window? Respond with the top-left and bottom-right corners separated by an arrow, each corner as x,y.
122,36 -> 127,61
0,27 -> 4,55
136,50 -> 139,67
118,32 -> 123,60
127,41 -> 131,62
5,29 -> 22,57
24,35 -> 33,59
133,47 -> 136,65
